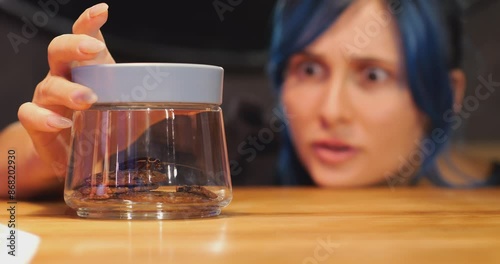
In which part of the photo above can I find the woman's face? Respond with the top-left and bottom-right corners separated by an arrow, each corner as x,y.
282,0 -> 427,187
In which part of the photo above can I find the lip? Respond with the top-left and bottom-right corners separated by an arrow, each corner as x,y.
311,139 -> 359,165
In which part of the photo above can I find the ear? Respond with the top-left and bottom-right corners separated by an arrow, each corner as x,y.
450,69 -> 466,113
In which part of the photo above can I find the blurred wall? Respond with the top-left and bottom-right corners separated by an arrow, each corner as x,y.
460,0 -> 500,142
0,0 -> 499,186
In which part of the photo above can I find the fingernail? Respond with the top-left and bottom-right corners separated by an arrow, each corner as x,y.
89,3 -> 109,18
79,39 -> 106,54
71,91 -> 98,104
47,116 -> 73,129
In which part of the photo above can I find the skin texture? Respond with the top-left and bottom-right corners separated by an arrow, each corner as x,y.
282,0 -> 429,187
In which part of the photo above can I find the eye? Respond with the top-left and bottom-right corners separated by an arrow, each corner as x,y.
362,67 -> 389,83
297,60 -> 325,78
286,55 -> 327,82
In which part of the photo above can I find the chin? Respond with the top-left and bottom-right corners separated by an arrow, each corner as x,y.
308,165 -> 385,187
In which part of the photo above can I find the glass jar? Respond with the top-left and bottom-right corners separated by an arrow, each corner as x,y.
64,63 -> 232,219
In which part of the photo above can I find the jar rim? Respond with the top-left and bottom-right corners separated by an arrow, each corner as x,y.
74,62 -> 222,70
72,63 -> 224,104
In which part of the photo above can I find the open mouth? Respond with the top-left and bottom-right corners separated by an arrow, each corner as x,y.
312,141 -> 358,164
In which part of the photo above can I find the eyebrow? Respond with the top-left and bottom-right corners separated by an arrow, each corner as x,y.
295,50 -> 398,68
349,56 -> 398,68
292,50 -> 324,60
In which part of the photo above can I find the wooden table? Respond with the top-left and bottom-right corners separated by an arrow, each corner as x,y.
2,187 -> 500,264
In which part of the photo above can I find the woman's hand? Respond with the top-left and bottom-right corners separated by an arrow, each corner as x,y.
18,3 -> 115,181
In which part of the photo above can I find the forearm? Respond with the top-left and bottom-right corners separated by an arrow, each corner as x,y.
0,122 -> 64,199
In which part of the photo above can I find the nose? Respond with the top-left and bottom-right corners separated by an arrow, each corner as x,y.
318,74 -> 352,128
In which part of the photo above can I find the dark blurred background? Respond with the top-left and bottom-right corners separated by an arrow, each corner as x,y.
1,0 -> 499,185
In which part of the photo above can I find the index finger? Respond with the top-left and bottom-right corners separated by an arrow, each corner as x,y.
47,34 -> 106,77
72,3 -> 109,41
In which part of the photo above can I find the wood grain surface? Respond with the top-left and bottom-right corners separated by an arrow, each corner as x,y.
1,187 -> 499,264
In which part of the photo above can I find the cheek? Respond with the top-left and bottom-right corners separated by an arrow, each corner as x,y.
281,85 -> 320,150
281,87 -> 296,115
282,85 -> 311,112
281,85 -> 317,125
356,87 -> 421,129
358,89 -> 426,160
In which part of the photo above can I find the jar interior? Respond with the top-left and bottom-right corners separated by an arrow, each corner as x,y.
64,103 -> 232,219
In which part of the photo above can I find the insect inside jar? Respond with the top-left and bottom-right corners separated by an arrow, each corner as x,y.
74,157 -> 218,202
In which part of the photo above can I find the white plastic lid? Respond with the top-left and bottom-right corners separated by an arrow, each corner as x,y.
71,63 -> 224,104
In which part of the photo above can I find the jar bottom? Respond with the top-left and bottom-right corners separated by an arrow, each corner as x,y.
76,207 -> 221,220
65,185 -> 231,219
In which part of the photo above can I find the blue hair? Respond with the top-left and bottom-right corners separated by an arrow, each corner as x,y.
268,0 -> 464,186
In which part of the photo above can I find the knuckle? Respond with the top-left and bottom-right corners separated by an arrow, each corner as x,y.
18,102 -> 29,113
47,34 -> 73,57
72,21 -> 78,34
17,103 -> 33,123
48,35 -> 63,54
36,77 -> 52,101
